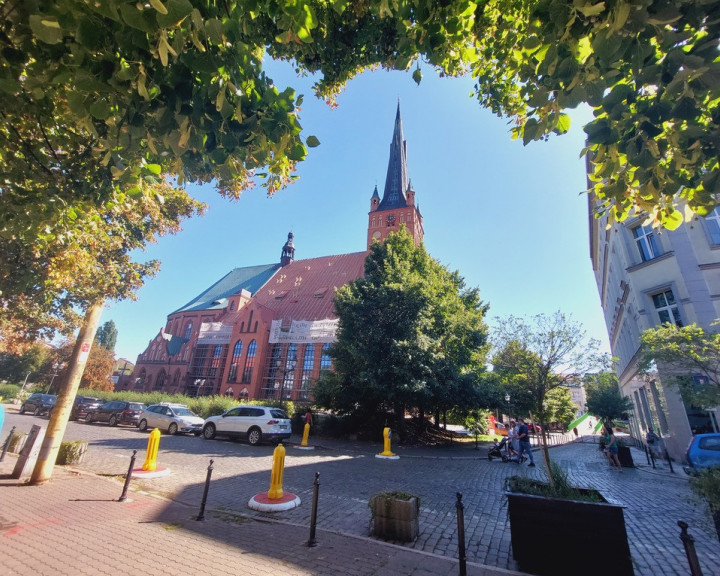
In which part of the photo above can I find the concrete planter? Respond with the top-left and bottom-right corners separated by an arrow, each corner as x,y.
506,488 -> 633,576
370,493 -> 419,542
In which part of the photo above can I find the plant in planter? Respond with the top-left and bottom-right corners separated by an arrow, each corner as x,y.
505,463 -> 634,576
369,490 -> 420,542
56,440 -> 88,465
689,465 -> 720,541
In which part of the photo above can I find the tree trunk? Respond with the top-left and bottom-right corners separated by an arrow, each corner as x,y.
531,411 -> 553,487
434,409 -> 440,429
30,301 -> 104,485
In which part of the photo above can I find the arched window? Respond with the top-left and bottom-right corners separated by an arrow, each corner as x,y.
155,370 -> 166,390
320,343 -> 332,371
228,340 -> 243,382
242,340 -> 257,383
173,370 -> 181,386
184,321 -> 193,340
209,344 -> 223,377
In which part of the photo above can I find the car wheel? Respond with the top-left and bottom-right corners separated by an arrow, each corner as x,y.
168,422 -> 178,435
247,427 -> 262,446
202,423 -> 216,440
109,414 -> 118,426
85,413 -> 93,423
138,419 -> 148,432
19,405 -> 26,415
34,407 -> 41,416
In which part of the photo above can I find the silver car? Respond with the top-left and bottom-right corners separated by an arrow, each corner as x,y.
201,405 -> 291,445
137,403 -> 205,435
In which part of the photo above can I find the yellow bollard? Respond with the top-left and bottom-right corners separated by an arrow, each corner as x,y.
142,428 -> 161,471
378,427 -> 396,457
267,442 -> 286,499
300,423 -> 311,447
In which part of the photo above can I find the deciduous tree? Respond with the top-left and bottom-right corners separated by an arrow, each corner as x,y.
95,320 -> 118,352
585,372 -> 633,424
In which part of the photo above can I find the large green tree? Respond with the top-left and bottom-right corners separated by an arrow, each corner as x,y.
585,371 -> 633,424
313,228 -> 489,430
2,0 -> 719,246
95,320 -> 118,352
492,311 -> 602,474
639,323 -> 720,408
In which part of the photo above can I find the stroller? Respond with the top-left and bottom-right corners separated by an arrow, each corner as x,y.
488,437 -> 511,462
487,436 -> 526,463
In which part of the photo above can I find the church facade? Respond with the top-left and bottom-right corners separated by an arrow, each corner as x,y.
119,105 -> 424,401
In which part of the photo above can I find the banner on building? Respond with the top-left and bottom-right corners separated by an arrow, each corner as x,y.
269,319 -> 339,343
197,322 -> 233,345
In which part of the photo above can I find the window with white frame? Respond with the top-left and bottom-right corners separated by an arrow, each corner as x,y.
652,289 -> 683,326
632,224 -> 661,261
706,207 -> 720,245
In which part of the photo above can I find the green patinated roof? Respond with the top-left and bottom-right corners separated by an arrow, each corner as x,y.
171,263 -> 282,314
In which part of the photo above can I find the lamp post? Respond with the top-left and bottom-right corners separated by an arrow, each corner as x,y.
505,393 -> 511,422
277,351 -> 297,400
46,363 -> 62,394
195,379 -> 206,398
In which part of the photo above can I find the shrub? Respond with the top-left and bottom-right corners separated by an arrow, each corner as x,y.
505,462 -> 602,503
56,441 -> 88,465
689,466 -> 720,511
0,383 -> 20,402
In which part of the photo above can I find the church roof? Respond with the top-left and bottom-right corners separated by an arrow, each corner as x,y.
171,263 -> 282,314
378,103 -> 409,211
253,252 -> 367,321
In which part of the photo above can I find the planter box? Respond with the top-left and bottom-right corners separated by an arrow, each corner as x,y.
371,495 -> 419,542
618,445 -> 634,468
506,489 -> 633,576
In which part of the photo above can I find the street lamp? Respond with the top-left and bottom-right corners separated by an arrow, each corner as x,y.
46,363 -> 62,393
195,379 -> 206,398
505,393 -> 511,421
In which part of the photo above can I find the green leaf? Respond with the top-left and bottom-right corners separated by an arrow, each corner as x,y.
146,164 -> 162,175
577,3 -> 606,17
306,135 -> 320,147
157,0 -> 194,27
149,0 -> 169,15
89,100 -> 111,120
412,68 -> 423,85
661,209 -> 683,230
29,15 -> 64,45
555,114 -> 571,134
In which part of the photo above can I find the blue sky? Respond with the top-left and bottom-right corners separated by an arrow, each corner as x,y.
102,60 -> 611,362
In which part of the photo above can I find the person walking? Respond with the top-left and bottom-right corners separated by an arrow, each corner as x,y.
516,418 -> 535,467
604,425 -> 622,472
507,420 -> 519,459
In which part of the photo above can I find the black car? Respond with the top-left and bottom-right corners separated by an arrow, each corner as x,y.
70,396 -> 103,420
85,400 -> 146,426
19,393 -> 57,416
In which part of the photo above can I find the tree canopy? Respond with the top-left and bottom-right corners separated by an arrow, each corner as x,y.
585,371 -> 633,423
95,320 -> 118,351
639,323 -> 720,408
2,0 -> 718,252
313,228 -> 490,426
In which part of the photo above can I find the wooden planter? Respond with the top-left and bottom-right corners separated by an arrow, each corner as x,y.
370,494 -> 419,542
506,489 -> 633,576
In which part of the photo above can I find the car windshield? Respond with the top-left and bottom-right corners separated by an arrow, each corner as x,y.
174,407 -> 196,416
42,395 -> 57,403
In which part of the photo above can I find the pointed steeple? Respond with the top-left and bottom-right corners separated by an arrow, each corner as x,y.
378,102 -> 409,210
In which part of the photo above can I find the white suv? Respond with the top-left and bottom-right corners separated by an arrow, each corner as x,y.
202,405 -> 291,445
137,403 -> 205,435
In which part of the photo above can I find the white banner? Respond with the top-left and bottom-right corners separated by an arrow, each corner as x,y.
197,322 -> 233,344
269,319 -> 339,343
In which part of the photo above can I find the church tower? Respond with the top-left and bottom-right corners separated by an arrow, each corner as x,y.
367,103 -> 424,249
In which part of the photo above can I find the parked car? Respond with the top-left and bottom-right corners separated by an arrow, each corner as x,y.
685,433 -> 720,471
52,395 -> 103,421
19,393 -> 57,416
201,405 -> 292,445
137,403 -> 204,435
85,400 -> 146,426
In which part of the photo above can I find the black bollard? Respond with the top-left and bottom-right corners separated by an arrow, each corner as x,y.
306,471 -> 320,547
118,450 -> 137,502
665,448 -> 675,473
456,492 -> 467,576
196,459 -> 214,521
0,426 -> 16,462
678,521 -> 704,576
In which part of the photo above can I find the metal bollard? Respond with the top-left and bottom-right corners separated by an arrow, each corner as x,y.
678,520 -> 704,576
644,444 -> 651,465
196,459 -> 214,521
456,492 -> 467,576
118,450 -> 137,502
306,472 -> 320,547
665,448 -> 675,473
0,426 -> 16,462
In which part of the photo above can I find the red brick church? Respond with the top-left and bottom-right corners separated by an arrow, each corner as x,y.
120,105 -> 424,400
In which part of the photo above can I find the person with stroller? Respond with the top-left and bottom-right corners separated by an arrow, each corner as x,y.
507,420 -> 519,459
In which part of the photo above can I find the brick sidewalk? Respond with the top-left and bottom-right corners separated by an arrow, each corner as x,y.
0,455 -> 524,576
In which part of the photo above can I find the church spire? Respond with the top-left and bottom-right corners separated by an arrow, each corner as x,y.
378,102 -> 409,210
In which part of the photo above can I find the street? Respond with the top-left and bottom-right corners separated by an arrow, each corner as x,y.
4,408 -> 720,575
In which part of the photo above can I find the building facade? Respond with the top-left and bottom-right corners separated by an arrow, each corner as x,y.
121,104 -> 423,402
589,199 -> 720,460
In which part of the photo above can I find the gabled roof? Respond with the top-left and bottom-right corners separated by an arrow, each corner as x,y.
253,252 -> 367,320
171,263 -> 282,314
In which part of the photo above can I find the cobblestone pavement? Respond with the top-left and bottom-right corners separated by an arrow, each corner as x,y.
3,409 -> 720,575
